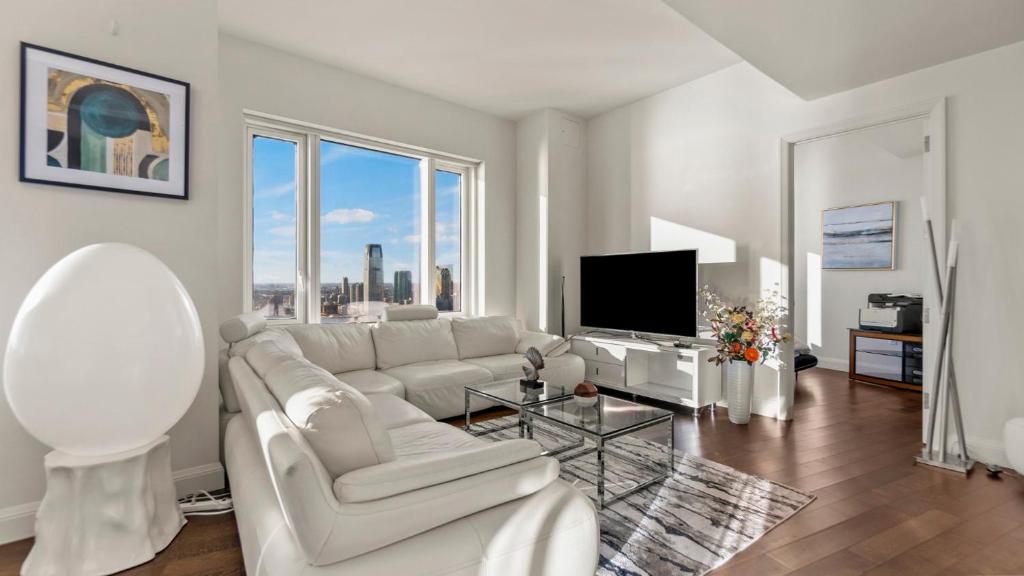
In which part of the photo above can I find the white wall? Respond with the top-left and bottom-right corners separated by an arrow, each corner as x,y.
585,41 -> 1024,465
794,122 -> 925,370
0,0 -> 222,543
218,34 -> 518,323
516,109 -> 586,334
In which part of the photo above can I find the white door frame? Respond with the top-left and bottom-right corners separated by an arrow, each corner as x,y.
778,98 -> 947,423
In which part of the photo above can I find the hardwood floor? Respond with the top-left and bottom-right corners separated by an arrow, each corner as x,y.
1,367 -> 1021,575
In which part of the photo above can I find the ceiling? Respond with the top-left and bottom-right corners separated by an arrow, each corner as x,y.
663,0 -> 1024,100
217,0 -> 741,119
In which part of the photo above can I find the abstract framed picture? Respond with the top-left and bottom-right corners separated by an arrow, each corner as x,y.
821,201 -> 896,270
20,43 -> 190,200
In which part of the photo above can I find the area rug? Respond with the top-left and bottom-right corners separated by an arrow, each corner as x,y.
472,416 -> 815,576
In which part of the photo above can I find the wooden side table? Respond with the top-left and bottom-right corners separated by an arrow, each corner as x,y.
849,328 -> 923,391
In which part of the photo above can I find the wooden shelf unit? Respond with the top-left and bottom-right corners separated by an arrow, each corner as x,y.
848,328 -> 923,392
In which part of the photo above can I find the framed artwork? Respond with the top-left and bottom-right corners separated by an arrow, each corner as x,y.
20,43 -> 190,200
822,201 -> 896,270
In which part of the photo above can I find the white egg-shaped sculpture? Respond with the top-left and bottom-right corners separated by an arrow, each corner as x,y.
3,243 -> 204,456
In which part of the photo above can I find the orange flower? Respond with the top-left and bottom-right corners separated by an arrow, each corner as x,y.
730,342 -> 742,354
744,347 -> 760,363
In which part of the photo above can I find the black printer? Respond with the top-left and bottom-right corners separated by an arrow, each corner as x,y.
858,293 -> 923,334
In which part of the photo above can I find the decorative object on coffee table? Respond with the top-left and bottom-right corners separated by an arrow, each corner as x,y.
701,286 -> 788,424
3,243 -> 204,576
574,381 -> 599,407
520,345 -> 545,388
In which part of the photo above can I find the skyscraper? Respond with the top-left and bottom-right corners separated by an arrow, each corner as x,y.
352,282 -> 364,304
435,265 -> 453,311
394,270 -> 413,305
363,244 -> 383,303
341,276 -> 350,304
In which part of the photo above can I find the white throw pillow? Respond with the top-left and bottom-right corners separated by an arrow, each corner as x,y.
451,316 -> 519,359
250,342 -> 396,478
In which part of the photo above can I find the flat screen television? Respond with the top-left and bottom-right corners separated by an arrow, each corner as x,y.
580,250 -> 697,338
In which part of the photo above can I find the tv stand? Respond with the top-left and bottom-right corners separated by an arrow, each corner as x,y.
570,333 -> 721,409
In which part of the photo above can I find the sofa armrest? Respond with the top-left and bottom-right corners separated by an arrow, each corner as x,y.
333,439 -> 542,503
516,330 -> 570,357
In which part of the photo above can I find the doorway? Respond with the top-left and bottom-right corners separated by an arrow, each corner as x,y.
779,99 -> 946,439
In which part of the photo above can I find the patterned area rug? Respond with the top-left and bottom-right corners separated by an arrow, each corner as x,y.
472,416 -> 815,576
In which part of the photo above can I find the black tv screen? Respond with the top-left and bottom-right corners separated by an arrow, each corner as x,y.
580,250 -> 697,337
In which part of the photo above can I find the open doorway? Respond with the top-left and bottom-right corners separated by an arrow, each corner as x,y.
780,100 -> 946,438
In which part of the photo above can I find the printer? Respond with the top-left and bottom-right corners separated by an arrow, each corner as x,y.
859,293 -> 923,333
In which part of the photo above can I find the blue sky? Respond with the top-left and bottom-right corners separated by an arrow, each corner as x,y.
252,137 -> 461,288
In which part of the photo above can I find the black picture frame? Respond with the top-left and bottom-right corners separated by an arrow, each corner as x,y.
19,42 -> 191,200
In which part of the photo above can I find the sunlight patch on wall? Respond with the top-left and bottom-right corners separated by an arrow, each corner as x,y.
807,252 -> 822,347
649,217 -> 736,264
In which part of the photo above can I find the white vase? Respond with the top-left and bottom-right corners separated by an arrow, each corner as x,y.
726,361 -> 753,424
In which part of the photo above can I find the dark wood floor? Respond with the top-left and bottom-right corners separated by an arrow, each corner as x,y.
2,367 -> 1022,575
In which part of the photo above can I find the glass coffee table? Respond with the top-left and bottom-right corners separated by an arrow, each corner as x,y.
464,379 -> 583,456
525,394 -> 674,509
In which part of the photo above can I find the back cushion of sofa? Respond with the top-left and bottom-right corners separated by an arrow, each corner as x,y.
285,323 -> 376,375
252,343 -> 395,478
229,328 -> 303,360
372,319 -> 458,370
451,316 -> 519,359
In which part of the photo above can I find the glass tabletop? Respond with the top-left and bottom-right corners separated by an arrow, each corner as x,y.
466,379 -> 571,407
525,394 -> 673,437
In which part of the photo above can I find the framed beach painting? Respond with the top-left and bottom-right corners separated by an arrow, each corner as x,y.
20,43 -> 190,199
822,201 -> 896,270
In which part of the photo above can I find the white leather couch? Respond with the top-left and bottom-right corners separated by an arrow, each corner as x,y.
218,305 -> 585,421
219,306 -> 598,575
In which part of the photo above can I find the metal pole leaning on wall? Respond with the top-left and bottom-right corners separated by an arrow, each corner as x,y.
916,198 -> 972,473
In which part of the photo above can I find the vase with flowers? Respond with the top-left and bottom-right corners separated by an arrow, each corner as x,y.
701,286 -> 788,424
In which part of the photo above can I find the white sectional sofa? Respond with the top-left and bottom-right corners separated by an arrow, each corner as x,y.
218,304 -> 585,421
219,306 -> 598,575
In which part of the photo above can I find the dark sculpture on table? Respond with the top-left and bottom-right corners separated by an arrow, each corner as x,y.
520,346 -> 545,389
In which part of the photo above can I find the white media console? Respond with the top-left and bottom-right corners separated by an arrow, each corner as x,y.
570,333 -> 722,410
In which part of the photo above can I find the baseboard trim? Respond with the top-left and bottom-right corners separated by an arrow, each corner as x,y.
814,356 -> 848,372
948,435 -> 1008,469
0,462 -> 225,546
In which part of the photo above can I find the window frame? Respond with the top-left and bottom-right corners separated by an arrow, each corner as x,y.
242,111 -> 480,324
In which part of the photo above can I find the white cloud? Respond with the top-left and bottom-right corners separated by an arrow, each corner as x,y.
269,226 -> 295,238
256,182 -> 295,199
269,210 -> 291,222
322,208 -> 376,225
404,234 -> 420,243
321,143 -> 355,165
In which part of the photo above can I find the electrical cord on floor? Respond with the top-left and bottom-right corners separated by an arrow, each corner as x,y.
178,489 -> 234,517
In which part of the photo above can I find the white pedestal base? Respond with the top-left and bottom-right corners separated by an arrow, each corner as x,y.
22,436 -> 185,576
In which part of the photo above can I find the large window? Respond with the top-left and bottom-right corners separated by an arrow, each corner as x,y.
245,114 -> 477,324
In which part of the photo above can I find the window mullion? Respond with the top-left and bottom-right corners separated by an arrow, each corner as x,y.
307,133 -> 321,324
421,158 -> 436,307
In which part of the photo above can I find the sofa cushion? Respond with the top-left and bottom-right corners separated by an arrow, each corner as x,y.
388,421 -> 482,458
366,394 -> 434,430
384,360 -> 493,419
284,323 -> 376,374
334,369 -> 405,398
246,339 -> 302,379
451,316 -> 519,359
382,304 -> 439,321
463,354 -> 524,381
372,319 -> 458,370
254,344 -> 395,478
228,328 -> 303,359
220,312 -> 267,343
516,330 -> 570,357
